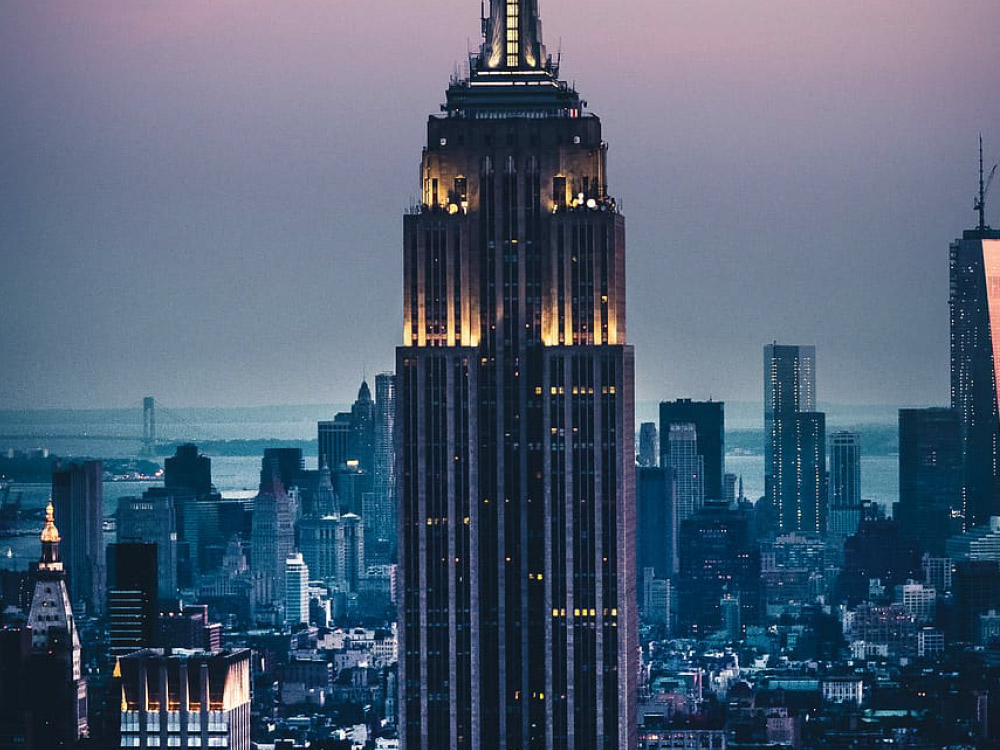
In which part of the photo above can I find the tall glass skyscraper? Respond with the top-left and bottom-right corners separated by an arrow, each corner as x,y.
658,399 -> 725,501
764,343 -> 827,533
372,372 -> 397,562
396,2 -> 637,748
829,431 -> 862,541
51,460 -> 104,615
950,140 -> 1000,528
664,423 -> 704,522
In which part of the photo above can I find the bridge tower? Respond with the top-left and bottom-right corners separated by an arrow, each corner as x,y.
142,397 -> 156,457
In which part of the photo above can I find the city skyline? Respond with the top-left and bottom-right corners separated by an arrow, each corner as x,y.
7,3 -> 1000,747
2,0 -> 999,410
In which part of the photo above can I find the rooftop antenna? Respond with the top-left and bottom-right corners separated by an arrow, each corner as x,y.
975,134 -> 998,232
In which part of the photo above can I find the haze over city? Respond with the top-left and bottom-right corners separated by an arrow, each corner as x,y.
2,0 -> 999,410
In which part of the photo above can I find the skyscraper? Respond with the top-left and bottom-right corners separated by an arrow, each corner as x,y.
637,422 -> 658,468
949,138 -> 1000,528
897,408 -> 963,554
350,380 -> 376,473
26,502 -> 89,744
118,649 -> 251,750
118,488 -> 180,602
829,431 -> 862,542
678,502 -> 759,637
829,432 -> 860,508
51,459 -> 104,614
396,3 -> 636,747
796,411 -> 828,533
285,553 -> 309,627
164,444 -> 216,585
636,467 -> 677,579
107,542 -> 159,657
658,399 -> 725,500
372,372 -> 397,562
165,443 -> 213,497
764,343 -> 828,533
664,423 -> 705,522
318,413 -> 352,471
251,458 -> 298,608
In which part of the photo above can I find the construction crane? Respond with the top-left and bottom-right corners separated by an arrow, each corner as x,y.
975,134 -> 998,232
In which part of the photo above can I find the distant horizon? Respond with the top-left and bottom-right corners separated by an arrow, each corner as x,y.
0,398 -> 943,435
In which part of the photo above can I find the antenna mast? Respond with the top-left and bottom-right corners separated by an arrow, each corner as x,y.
980,135 -> 986,232
975,134 -> 999,232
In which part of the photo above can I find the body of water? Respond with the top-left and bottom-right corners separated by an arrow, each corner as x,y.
725,453 -> 898,507
0,455 -> 268,572
0,406 -> 900,569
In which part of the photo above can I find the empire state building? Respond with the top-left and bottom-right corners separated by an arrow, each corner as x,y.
396,2 -> 637,749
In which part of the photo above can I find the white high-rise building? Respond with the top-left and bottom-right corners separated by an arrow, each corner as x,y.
285,552 -> 309,626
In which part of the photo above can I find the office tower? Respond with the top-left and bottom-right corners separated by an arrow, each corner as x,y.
924,554 -> 954,593
636,467 -> 678,581
677,502 -> 759,636
51,459 -> 104,614
314,461 -> 337,517
318,382 -> 376,474
160,605 -> 222,651
830,432 -> 860,507
950,139 -> 1000,529
638,422 -> 658,468
339,513 -> 364,592
251,458 -> 297,605
298,510 -> 365,594
797,411 -> 827,532
165,443 -> 213,497
894,581 -> 937,624
107,542 -> 158,657
264,447 -> 305,492
372,372 -> 397,562
285,553 -> 309,627
659,399 -> 724,500
643,576 -> 672,629
118,488 -> 180,601
720,595 -> 741,640
318,413 -> 352,471
350,380 -> 376,473
946,517 -> 1000,561
118,649 -> 251,750
298,514 -> 338,581
164,443 -> 226,581
764,343 -> 828,533
723,473 -> 737,504
897,408 -> 964,554
396,3 -> 637,747
838,520 -> 922,605
664,423 -> 705,521
952,560 -> 1000,643
26,502 -> 88,743
0,626 -> 30,748
829,431 -> 862,541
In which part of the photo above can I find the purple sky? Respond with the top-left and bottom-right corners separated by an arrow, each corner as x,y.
2,0 -> 999,410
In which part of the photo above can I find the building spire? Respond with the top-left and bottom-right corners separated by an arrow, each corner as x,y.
483,0 -> 547,70
40,500 -> 61,566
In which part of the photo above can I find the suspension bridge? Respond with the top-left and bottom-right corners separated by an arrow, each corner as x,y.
0,398 -> 211,457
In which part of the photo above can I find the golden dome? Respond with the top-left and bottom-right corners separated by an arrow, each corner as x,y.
40,501 -> 60,544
